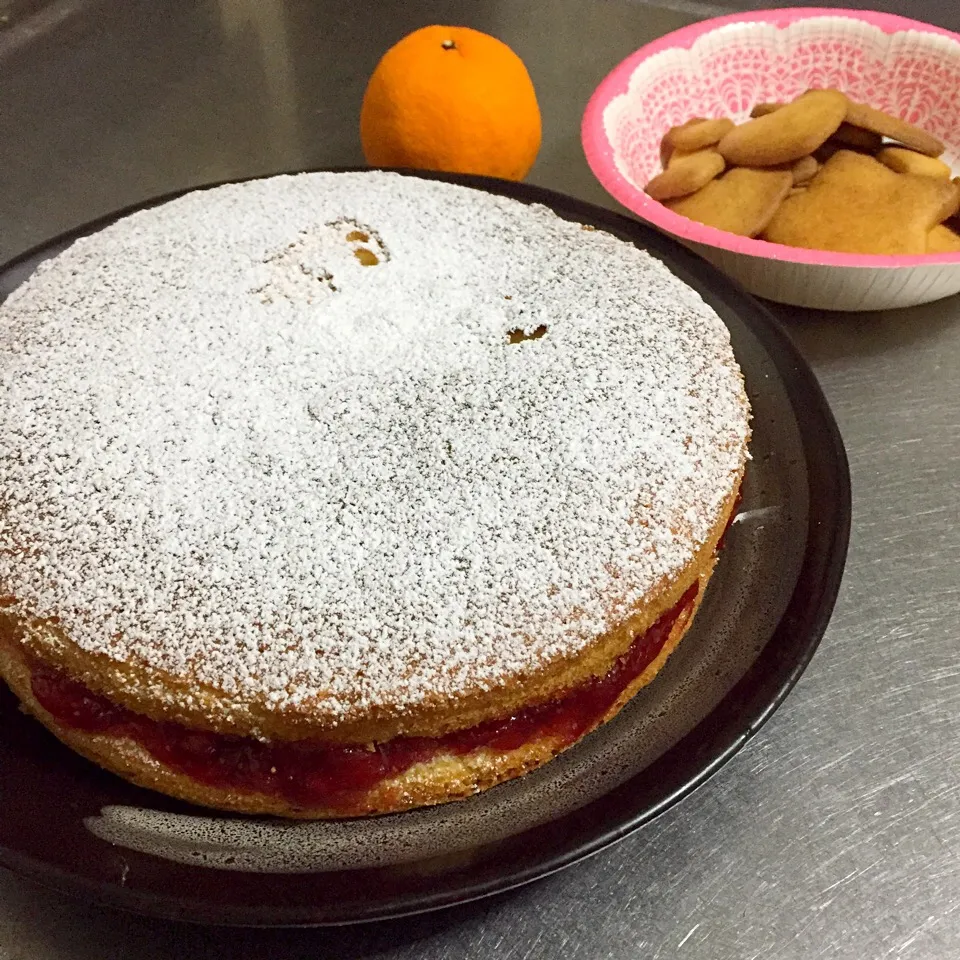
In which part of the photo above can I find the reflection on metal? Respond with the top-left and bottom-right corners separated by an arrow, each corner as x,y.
0,0 -> 92,58
217,0 -> 300,164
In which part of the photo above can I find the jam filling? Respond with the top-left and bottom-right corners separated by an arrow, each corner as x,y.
31,584 -> 698,812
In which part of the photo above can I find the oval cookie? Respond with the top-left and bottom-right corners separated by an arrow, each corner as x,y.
844,100 -> 944,157
718,90 -> 848,166
645,149 -> 725,201
877,147 -> 952,180
665,117 -> 736,153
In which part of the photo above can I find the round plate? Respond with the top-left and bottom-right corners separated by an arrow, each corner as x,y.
0,170 -> 850,927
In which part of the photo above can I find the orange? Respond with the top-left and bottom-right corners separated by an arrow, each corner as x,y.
360,25 -> 541,181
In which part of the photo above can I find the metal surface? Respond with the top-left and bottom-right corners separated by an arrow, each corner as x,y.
0,0 -> 957,956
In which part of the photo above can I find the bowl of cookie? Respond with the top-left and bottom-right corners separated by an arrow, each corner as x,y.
582,8 -> 960,311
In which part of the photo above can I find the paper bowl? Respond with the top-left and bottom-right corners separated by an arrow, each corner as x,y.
582,8 -> 960,311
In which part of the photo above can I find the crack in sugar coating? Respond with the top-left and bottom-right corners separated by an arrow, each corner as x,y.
0,171 -> 749,725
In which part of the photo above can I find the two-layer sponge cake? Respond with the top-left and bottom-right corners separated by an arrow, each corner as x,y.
0,172 -> 750,818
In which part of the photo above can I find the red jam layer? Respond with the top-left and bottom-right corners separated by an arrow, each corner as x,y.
31,583 -> 698,813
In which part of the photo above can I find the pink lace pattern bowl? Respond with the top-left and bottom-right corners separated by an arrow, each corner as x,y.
582,8 -> 960,311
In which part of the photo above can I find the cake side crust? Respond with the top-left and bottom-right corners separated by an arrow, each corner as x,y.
0,562 -> 714,819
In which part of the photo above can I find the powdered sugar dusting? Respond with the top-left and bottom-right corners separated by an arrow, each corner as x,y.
0,171 -> 749,725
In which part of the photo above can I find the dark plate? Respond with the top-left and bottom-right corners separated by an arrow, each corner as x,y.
0,170 -> 850,927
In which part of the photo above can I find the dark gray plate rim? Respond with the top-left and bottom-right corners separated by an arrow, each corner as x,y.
0,168 -> 851,927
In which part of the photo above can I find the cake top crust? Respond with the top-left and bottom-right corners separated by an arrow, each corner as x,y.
0,172 -> 749,728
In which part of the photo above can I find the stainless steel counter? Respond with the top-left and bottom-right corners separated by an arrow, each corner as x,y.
1,1 -> 958,956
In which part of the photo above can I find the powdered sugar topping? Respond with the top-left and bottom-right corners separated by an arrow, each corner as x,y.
0,172 -> 749,723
